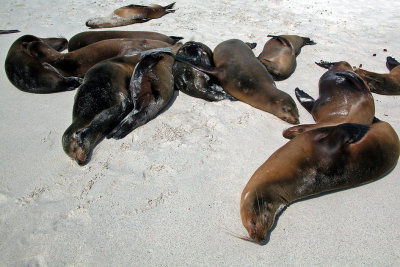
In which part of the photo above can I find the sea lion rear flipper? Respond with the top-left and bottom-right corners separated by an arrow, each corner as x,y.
174,55 -> 220,79
163,2 -> 176,10
282,124 -> 316,139
0,30 -> 20,34
245,42 -> 257,50
386,56 -> 400,71
301,37 -> 316,45
169,36 -> 184,44
295,87 -> 315,113
316,60 -> 338,69
316,123 -> 370,145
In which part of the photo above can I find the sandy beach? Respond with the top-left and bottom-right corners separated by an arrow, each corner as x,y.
1,0 -> 399,265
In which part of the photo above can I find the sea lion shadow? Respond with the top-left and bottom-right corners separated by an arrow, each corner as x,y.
265,166 -> 398,245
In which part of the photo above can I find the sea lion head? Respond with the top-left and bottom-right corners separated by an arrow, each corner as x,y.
241,192 -> 281,244
271,94 -> 300,124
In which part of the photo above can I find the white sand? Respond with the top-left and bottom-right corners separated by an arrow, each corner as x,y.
1,0 -> 400,265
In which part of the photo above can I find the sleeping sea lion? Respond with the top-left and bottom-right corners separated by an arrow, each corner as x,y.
68,30 -> 183,51
354,56 -> 400,95
5,35 -> 82,93
63,44 -> 181,164
107,46 -> 181,139
282,61 -> 375,139
5,35 -> 172,93
173,41 -> 236,102
258,34 -> 316,81
86,3 -> 176,29
240,121 -> 400,244
174,39 -> 299,124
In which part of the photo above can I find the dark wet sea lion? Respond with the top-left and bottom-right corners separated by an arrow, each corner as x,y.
257,34 -> 315,81
173,41 -> 235,102
5,35 -> 82,93
241,121 -> 400,244
175,39 -> 299,124
5,35 -> 172,93
62,54 -> 141,165
68,30 -> 183,51
107,46 -> 180,139
86,3 -> 176,29
354,56 -> 400,95
282,61 -> 375,139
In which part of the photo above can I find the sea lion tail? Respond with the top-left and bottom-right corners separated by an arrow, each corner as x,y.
295,87 -> 315,113
301,37 -> 316,45
169,36 -> 184,44
315,60 -> 337,69
386,56 -> 400,71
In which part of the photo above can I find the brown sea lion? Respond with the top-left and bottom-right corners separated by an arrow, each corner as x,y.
107,46 -> 180,139
5,35 -> 82,93
258,35 -> 316,81
86,3 -> 176,29
175,39 -> 300,124
240,121 -> 400,244
354,56 -> 400,95
173,41 -> 236,102
5,35 -> 172,93
282,61 -> 375,139
68,30 -> 183,51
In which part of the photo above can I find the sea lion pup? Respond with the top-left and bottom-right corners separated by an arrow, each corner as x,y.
354,56 -> 400,95
282,61 -> 375,139
173,41 -> 236,102
257,35 -> 316,81
62,54 -> 141,165
5,35 -> 82,94
107,46 -> 180,139
68,30 -> 183,51
240,121 -> 400,244
86,2 -> 176,29
174,39 -> 299,124
0,30 -> 20,34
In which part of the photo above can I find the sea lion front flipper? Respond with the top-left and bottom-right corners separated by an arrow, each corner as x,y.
173,55 -> 221,79
386,56 -> 400,71
315,60 -> 337,69
295,87 -> 315,113
107,53 -> 165,139
282,124 -> 316,139
41,37 -> 68,52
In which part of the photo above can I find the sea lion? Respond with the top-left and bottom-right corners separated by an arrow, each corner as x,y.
5,35 -> 82,94
240,121 -> 400,244
63,45 -> 181,164
282,61 -> 375,139
107,46 -> 180,139
5,35 -> 172,93
257,35 -> 316,81
175,39 -> 299,124
86,3 -> 176,29
68,30 -> 183,51
354,56 -> 400,95
173,41 -> 236,102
